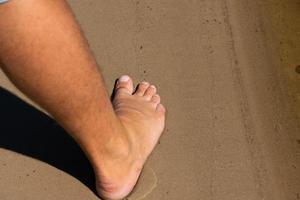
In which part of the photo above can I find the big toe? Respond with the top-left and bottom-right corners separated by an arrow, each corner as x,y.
115,75 -> 134,95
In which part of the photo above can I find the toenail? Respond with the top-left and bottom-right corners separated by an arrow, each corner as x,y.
150,85 -> 156,89
141,81 -> 149,85
118,75 -> 130,83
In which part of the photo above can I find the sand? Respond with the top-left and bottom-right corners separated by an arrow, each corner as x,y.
0,0 -> 300,199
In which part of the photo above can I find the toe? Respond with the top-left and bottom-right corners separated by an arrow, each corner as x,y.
134,82 -> 150,96
144,85 -> 157,100
156,103 -> 166,113
115,75 -> 134,95
151,94 -> 161,105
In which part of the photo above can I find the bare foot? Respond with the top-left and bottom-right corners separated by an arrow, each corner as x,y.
94,75 -> 166,200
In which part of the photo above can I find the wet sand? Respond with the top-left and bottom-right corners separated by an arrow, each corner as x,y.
0,0 -> 299,199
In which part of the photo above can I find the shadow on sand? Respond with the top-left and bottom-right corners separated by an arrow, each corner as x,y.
0,87 -> 96,193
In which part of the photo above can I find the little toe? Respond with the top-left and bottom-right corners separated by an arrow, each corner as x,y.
115,75 -> 134,95
134,82 -> 150,96
151,94 -> 161,105
144,85 -> 157,100
156,103 -> 166,114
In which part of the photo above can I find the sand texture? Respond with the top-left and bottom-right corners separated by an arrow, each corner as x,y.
0,0 -> 300,199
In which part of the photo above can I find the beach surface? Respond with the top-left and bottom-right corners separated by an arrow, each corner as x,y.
0,0 -> 300,199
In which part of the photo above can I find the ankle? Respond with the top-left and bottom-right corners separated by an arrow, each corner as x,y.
87,121 -> 132,170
